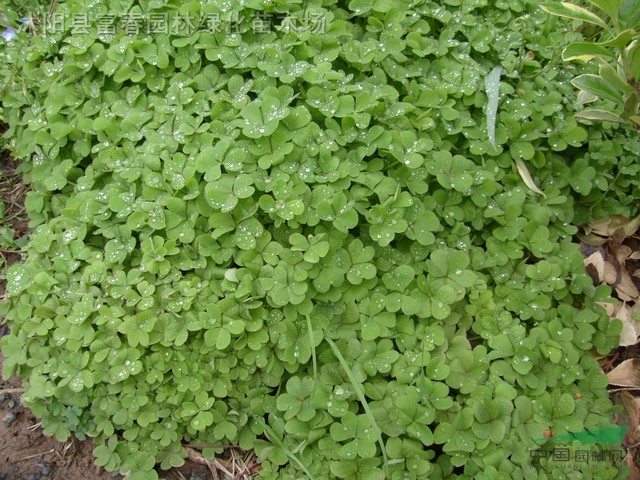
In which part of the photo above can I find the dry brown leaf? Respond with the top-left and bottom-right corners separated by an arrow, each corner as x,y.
605,261 -> 619,284
619,323 -> 637,346
630,251 -> 640,260
622,391 -> 640,427
621,392 -> 640,447
585,218 -> 611,237
611,227 -> 629,251
598,301 -> 617,316
588,214 -> 640,238
585,251 -> 606,283
616,304 -> 639,346
514,158 -> 546,197
615,244 -> 634,265
578,231 -> 610,246
616,271 -> 640,301
601,301 -> 640,347
608,359 -> 640,387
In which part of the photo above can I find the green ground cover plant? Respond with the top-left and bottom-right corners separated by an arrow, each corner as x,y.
0,0 -> 639,478
541,0 -> 640,131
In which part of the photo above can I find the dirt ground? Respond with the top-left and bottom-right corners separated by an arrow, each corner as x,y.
0,153 -> 218,480
0,355 -> 219,480
0,355 -> 117,480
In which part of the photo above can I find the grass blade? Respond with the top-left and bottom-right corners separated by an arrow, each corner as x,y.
263,417 -> 316,480
305,314 -> 318,383
484,66 -> 502,148
325,338 -> 389,476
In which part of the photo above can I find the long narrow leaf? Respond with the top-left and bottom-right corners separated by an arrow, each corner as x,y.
599,63 -> 634,94
575,108 -> 628,123
326,338 -> 389,476
599,28 -> 635,48
263,417 -> 316,480
572,74 -> 624,104
618,0 -> 640,29
540,2 -> 610,28
562,42 -> 615,61
484,66 -> 502,148
305,314 -> 318,382
585,0 -> 621,19
515,158 -> 546,197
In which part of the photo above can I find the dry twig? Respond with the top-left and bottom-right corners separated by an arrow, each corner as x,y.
17,448 -> 55,461
0,387 -> 24,394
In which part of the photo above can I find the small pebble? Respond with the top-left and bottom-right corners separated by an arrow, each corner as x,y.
190,475 -> 204,480
7,400 -> 16,409
38,462 -> 50,477
27,473 -> 40,480
3,411 -> 17,427
0,393 -> 7,404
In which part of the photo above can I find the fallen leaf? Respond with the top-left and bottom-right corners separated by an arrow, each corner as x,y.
578,231 -> 609,246
604,261 -> 619,284
515,158 -> 546,197
598,301 -> 616,316
585,251 -> 606,283
611,227 -> 629,251
615,271 -> 640,302
621,391 -> 640,428
621,392 -> 640,446
616,303 -> 639,346
608,359 -> 640,387
587,214 -> 640,238
615,244 -> 634,265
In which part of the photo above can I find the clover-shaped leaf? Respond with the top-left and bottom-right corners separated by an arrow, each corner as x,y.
346,239 -> 377,284
205,174 -> 255,212
235,88 -> 292,138
358,339 -> 400,375
359,294 -> 396,340
382,265 -> 415,292
275,376 -> 317,422
330,412 -> 378,459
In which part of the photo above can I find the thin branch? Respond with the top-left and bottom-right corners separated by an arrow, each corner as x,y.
0,387 -> 24,394
18,449 -> 55,461
609,387 -> 640,393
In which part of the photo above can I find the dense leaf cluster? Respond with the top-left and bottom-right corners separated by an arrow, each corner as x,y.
0,0 -> 639,478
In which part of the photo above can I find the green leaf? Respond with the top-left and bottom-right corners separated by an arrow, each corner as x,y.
617,0 -> 640,28
540,2 -> 610,29
572,74 -> 624,104
562,42 -> 615,60
191,411 -> 214,431
575,108 -> 628,123
599,28 -> 636,47
510,142 -> 535,160
326,339 -> 389,475
484,66 -> 502,148
585,0 -> 621,18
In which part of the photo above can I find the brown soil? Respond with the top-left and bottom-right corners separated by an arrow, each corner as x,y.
0,355 -> 216,480
0,356 -> 116,480
0,149 -> 221,480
